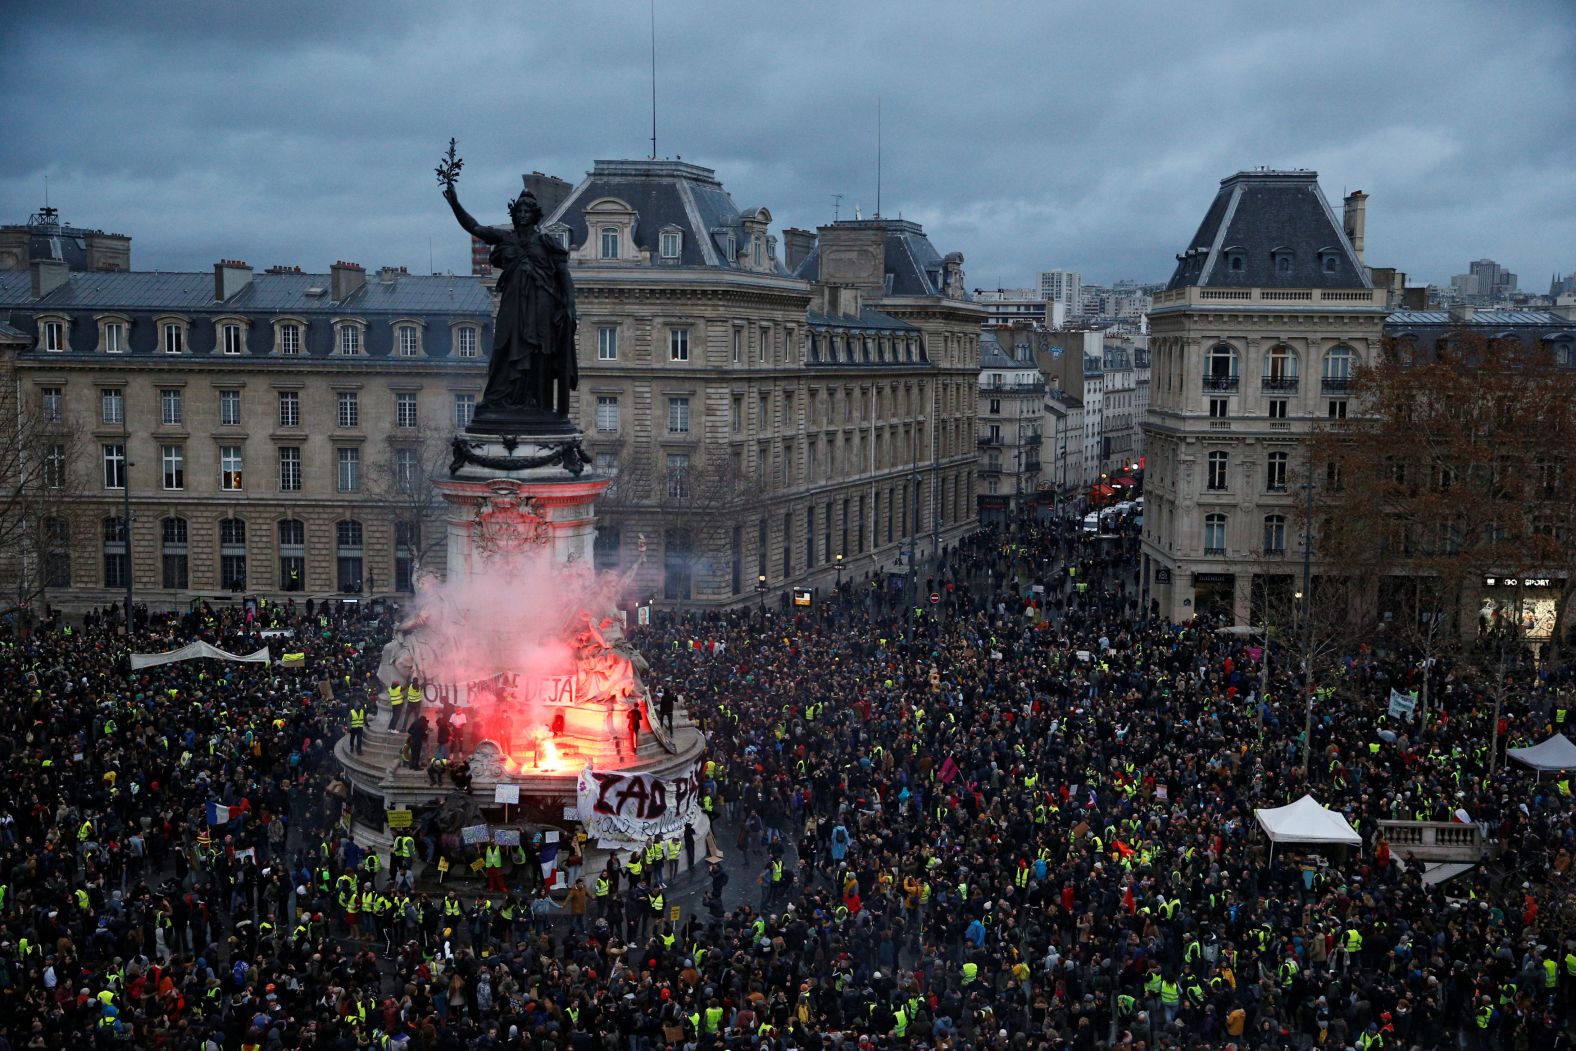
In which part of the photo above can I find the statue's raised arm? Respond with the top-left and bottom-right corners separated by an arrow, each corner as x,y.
436,139 -> 502,245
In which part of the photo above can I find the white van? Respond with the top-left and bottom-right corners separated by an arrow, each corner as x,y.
1082,512 -> 1100,533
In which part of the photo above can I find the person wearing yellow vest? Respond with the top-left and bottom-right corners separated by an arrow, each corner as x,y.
1159,977 -> 1181,1023
346,703 -> 366,755
390,832 -> 415,878
387,682 -> 406,732
483,842 -> 507,893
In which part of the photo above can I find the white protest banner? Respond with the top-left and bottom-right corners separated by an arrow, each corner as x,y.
1388,688 -> 1418,720
494,783 -> 520,805
575,759 -> 705,841
460,824 -> 491,845
130,641 -> 271,670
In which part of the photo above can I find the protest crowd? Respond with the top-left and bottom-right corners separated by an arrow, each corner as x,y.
0,509 -> 1573,1051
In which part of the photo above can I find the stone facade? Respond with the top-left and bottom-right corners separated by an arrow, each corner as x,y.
1140,170 -> 1388,624
0,257 -> 491,610
549,161 -> 981,607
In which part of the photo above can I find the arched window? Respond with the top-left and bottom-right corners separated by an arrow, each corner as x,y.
1323,344 -> 1354,392
161,517 -> 189,589
103,516 -> 128,587
1206,451 -> 1229,491
1263,514 -> 1287,554
219,518 -> 247,591
279,519 -> 305,590
1204,513 -> 1228,555
1204,343 -> 1239,392
1266,452 -> 1289,492
1262,345 -> 1298,390
336,519 -> 364,593
599,227 -> 620,259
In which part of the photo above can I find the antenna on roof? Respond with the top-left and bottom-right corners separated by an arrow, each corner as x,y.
831,193 -> 843,222
649,0 -> 659,160
875,96 -> 882,219
43,175 -> 49,209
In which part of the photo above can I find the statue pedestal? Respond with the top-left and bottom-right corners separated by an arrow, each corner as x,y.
439,428 -> 609,578
337,422 -> 712,886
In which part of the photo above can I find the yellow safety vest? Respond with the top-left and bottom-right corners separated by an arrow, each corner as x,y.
349,707 -> 366,729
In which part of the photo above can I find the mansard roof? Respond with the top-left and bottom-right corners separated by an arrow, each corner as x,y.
545,159 -> 787,273
1166,170 -> 1369,292
791,218 -> 957,298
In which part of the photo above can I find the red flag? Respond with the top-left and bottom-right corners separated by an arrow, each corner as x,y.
937,756 -> 959,784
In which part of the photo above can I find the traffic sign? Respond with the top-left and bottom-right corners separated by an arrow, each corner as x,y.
929,593 -> 940,604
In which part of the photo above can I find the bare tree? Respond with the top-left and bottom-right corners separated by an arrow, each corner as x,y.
0,381 -> 85,618
370,426 -> 456,589
1310,328 -> 1576,752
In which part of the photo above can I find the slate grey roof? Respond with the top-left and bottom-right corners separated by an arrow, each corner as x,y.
0,268 -> 492,359
805,307 -> 915,333
978,329 -> 1024,370
791,218 -> 955,297
1166,170 -> 1369,292
1386,309 -> 1573,327
544,159 -> 788,274
0,268 -> 490,314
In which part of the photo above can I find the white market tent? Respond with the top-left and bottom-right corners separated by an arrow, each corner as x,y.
1507,733 -> 1576,773
1254,795 -> 1361,862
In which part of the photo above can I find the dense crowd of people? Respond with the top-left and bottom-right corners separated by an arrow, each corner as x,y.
0,510 -> 1572,1051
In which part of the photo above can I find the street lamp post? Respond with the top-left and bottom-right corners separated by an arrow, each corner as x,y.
756,574 -> 767,616
834,553 -> 844,594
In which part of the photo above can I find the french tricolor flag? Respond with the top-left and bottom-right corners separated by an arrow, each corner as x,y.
206,801 -> 242,826
538,840 -> 559,887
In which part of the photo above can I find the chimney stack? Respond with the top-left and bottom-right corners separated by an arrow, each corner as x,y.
782,228 -> 816,274
214,259 -> 253,301
30,257 -> 69,299
331,260 -> 365,302
1343,191 -> 1367,264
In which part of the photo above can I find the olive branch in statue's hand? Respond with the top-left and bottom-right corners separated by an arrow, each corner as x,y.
436,138 -> 464,192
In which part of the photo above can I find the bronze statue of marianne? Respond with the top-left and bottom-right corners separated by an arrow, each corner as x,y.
438,140 -> 577,430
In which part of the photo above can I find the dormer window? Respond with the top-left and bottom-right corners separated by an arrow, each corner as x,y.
1227,251 -> 1245,273
659,228 -> 682,260
1272,248 -> 1293,274
157,316 -> 190,355
38,316 -> 69,353
544,223 -> 570,249
599,227 -> 620,259
719,231 -> 737,263
333,318 -> 367,356
752,237 -> 764,268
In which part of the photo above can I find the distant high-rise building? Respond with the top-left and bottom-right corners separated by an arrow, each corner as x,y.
1449,258 -> 1517,304
1038,269 -> 1082,319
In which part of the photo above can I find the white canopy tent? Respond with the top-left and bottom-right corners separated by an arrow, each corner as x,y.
1507,733 -> 1576,773
1254,794 -> 1362,863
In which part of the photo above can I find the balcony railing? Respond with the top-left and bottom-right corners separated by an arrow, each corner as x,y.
1261,376 -> 1299,392
1204,546 -> 1227,556
1203,375 -> 1240,393
1321,376 -> 1352,393
987,380 -> 1047,394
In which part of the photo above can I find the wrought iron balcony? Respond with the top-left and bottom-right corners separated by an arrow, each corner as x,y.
1203,375 -> 1240,393
1261,376 -> 1299,392
1321,376 -> 1352,393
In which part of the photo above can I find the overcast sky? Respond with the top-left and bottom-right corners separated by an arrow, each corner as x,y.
5,1 -> 1573,290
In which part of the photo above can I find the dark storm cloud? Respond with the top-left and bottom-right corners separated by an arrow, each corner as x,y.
4,1 -> 1573,288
